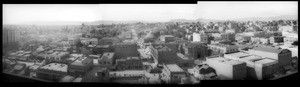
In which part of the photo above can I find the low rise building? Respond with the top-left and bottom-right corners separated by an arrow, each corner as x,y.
188,64 -> 217,80
160,35 -> 175,43
247,46 -> 292,68
68,57 -> 93,75
161,64 -> 187,84
206,57 -> 247,80
113,42 -> 139,59
36,63 -> 68,81
181,42 -> 209,60
98,52 -> 115,67
269,36 -> 284,44
224,52 -> 279,80
114,57 -> 143,71
207,43 -> 239,54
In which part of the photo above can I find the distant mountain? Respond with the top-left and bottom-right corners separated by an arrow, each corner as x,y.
21,21 -> 83,25
18,15 -> 298,25
20,20 -> 151,25
169,18 -> 226,23
83,20 -> 147,25
168,15 -> 297,23
169,19 -> 197,22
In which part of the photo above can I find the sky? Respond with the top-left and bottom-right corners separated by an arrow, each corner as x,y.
196,1 -> 298,20
3,2 -> 298,24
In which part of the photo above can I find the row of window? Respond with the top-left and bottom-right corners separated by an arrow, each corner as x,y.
110,73 -> 143,77
99,61 -> 111,65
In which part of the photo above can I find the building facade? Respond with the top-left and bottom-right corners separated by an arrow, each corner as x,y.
206,57 -> 247,80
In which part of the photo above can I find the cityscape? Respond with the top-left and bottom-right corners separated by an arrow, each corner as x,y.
2,2 -> 298,83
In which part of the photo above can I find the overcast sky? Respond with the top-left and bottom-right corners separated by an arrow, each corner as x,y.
3,2 -> 298,24
196,1 -> 298,20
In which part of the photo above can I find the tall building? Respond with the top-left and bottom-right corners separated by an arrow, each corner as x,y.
3,28 -> 20,49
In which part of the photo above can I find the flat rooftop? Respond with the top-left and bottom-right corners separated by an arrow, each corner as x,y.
70,54 -> 84,58
165,64 -> 184,72
100,52 -> 114,60
225,51 -> 252,58
207,57 -> 245,65
71,57 -> 92,66
39,63 -> 68,72
255,59 -> 278,66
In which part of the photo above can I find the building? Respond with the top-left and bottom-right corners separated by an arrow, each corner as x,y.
180,42 -> 209,60
93,45 -> 113,54
192,33 -> 201,42
161,64 -> 187,84
11,63 -> 27,75
206,57 -> 247,80
154,44 -> 182,64
2,27 -> 20,52
2,27 -> 20,45
109,70 -> 146,78
269,36 -> 284,44
144,68 -> 162,84
247,46 -> 292,68
68,57 -> 93,75
188,64 -> 217,80
160,35 -> 175,43
97,68 -> 110,82
98,37 -> 121,45
207,43 -> 239,54
36,63 -> 68,81
37,51 -> 70,62
98,52 -> 115,67
109,57 -> 145,78
113,42 -> 139,59
224,52 -> 279,80
200,34 -> 214,44
221,33 -> 235,42
80,38 -> 98,45
279,45 -> 298,57
113,57 -> 144,71
279,26 -> 294,32
282,31 -> 298,43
